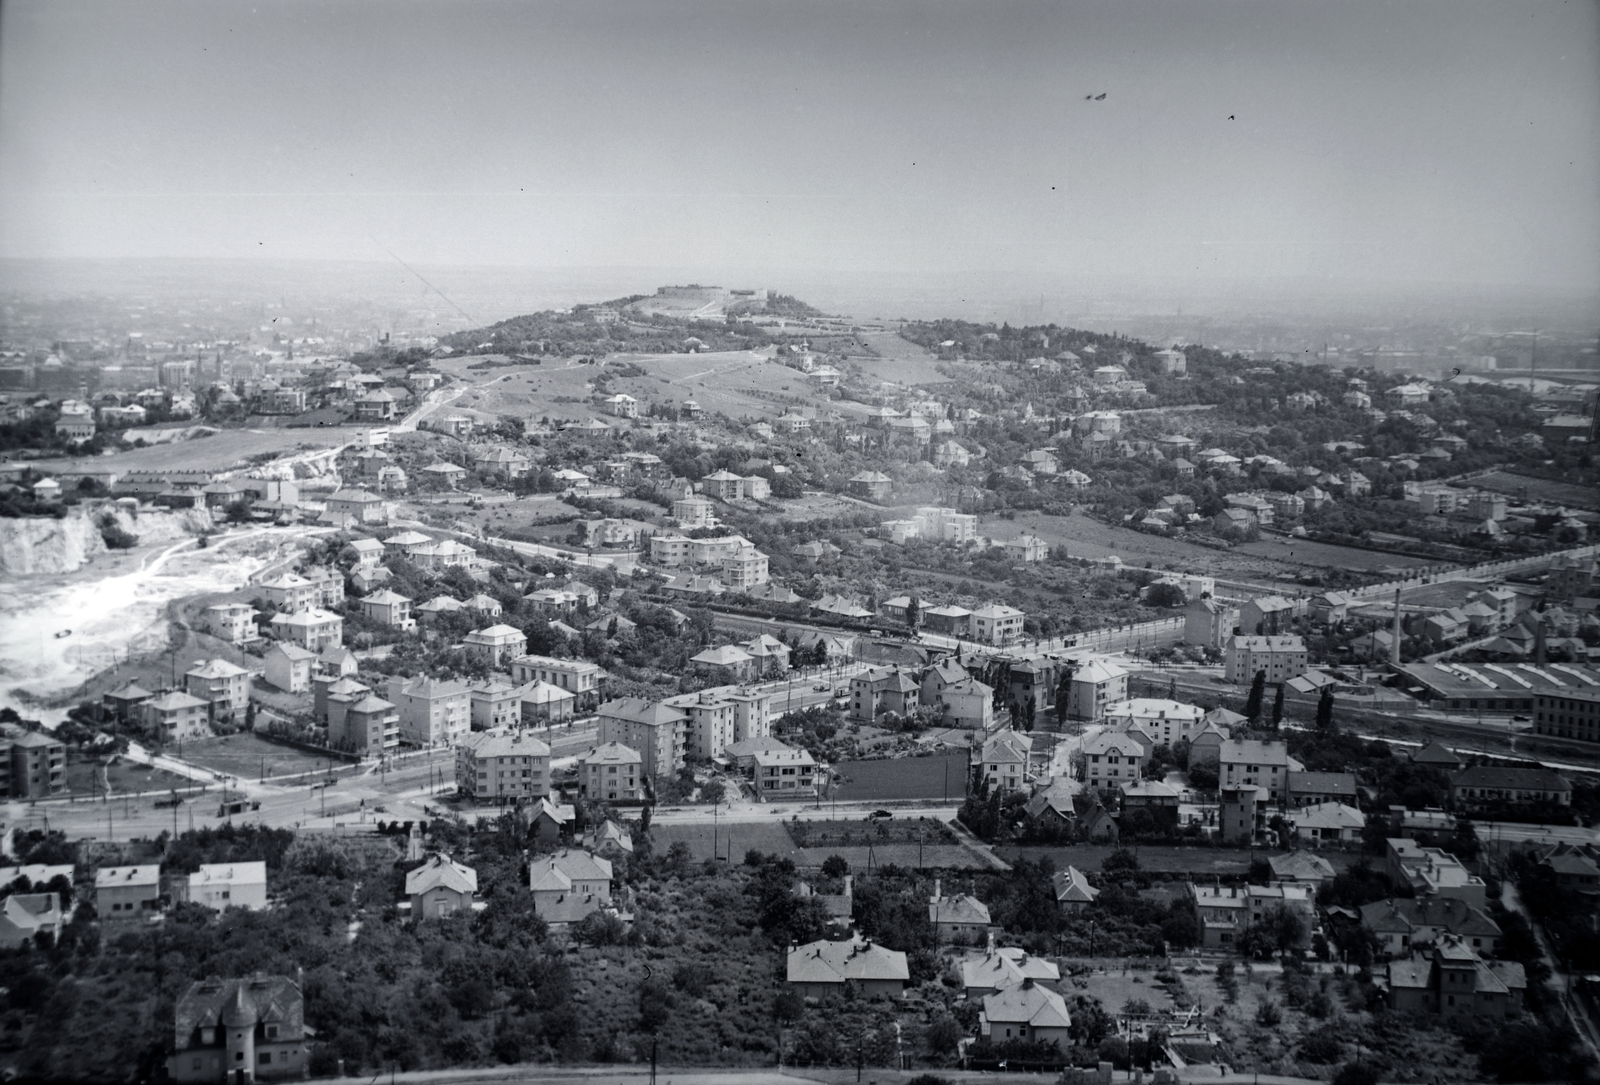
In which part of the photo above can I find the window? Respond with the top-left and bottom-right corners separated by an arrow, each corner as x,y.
260,1053 -> 272,1065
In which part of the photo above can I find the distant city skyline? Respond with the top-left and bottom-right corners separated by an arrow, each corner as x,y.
2,1 -> 1598,309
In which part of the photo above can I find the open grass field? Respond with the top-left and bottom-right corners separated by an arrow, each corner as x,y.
29,425 -> 345,475
1471,469 -> 1600,510
854,331 -> 951,387
831,752 -> 970,802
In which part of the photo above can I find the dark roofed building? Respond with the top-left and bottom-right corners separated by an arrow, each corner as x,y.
1412,740 -> 1464,769
168,973 -> 308,1083
1287,770 -> 1358,809
1449,766 -> 1572,810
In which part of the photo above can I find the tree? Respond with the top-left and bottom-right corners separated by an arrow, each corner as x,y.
1101,847 -> 1140,878
820,854 -> 849,879
1244,670 -> 1266,723
1315,686 -> 1335,733
905,595 -> 921,631
1054,659 -> 1077,727
1271,684 -> 1285,729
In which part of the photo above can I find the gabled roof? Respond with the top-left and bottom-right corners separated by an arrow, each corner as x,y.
1268,851 -> 1336,882
982,981 -> 1072,1028
1052,865 -> 1100,905
599,697 -> 690,726
528,849 -> 613,891
405,854 -> 477,897
1451,765 -> 1571,793
186,658 -> 249,679
786,936 -> 909,985
961,947 -> 1060,991
145,690 -> 209,712
930,894 -> 990,926
691,644 -> 755,667
1411,740 -> 1463,767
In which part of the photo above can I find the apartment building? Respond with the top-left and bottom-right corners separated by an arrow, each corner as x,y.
580,742 -> 644,801
597,697 -> 689,778
184,659 -> 251,724
509,654 -> 607,711
384,676 -> 470,747
1224,635 -> 1308,684
456,731 -> 550,804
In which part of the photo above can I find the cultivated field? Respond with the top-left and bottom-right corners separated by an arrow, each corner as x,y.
831,752 -> 970,802
1470,470 -> 1600,510
650,819 -> 798,862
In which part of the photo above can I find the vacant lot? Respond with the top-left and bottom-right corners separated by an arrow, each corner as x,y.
65,753 -> 191,799
651,819 -> 798,862
997,843 -> 1363,876
1471,470 -> 1600,510
182,731 -> 343,783
831,752 -> 970,802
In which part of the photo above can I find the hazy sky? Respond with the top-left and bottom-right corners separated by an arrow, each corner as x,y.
2,0 -> 1597,298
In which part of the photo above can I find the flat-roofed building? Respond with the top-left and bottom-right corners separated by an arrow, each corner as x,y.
204,602 -> 259,645
752,746 -> 818,801
95,864 -> 162,921
170,862 -> 267,912
139,691 -> 211,744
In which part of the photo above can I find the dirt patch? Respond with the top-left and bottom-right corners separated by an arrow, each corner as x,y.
182,731 -> 340,783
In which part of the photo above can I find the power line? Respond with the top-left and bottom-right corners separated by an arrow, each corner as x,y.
368,239 -> 476,325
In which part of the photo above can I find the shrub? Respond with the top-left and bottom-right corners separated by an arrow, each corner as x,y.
1254,1000 -> 1282,1027
1332,1062 -> 1381,1085
1299,1029 -> 1342,1064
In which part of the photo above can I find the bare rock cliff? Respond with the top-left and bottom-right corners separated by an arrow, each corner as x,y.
0,505 -> 212,577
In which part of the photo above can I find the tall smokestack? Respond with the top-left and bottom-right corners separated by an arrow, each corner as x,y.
1535,617 -> 1547,666
1390,588 -> 1403,668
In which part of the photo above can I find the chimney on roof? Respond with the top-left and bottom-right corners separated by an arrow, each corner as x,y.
933,878 -> 941,902
986,930 -> 995,955
1390,588 -> 1403,668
